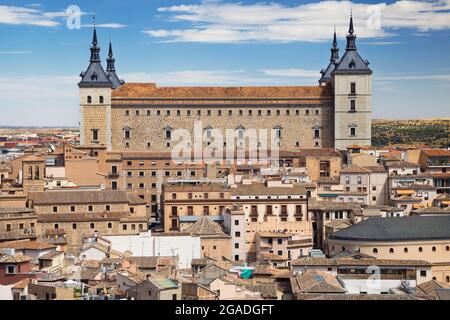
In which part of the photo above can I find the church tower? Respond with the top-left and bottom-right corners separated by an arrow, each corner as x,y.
331,15 -> 372,150
78,26 -> 123,150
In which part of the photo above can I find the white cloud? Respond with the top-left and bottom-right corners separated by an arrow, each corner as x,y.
144,0 -> 450,43
0,5 -> 126,29
83,23 -> 128,29
0,5 -> 62,27
261,68 -> 319,78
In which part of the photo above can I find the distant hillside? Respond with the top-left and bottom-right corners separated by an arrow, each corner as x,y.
372,119 -> 450,148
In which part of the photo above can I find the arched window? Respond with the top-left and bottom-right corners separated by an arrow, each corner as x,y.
274,125 -> 282,140
373,248 -> 378,254
90,223 -> 95,229
404,247 -> 408,253
236,125 -> 245,139
99,96 -> 104,104
72,223 -> 77,230
34,166 -> 40,180
389,248 -> 394,254
204,126 -> 213,140
418,247 -> 423,252
0,174 -> 4,180
54,223 -> 59,229
446,246 -> 450,252
87,96 -> 92,104
446,276 -> 450,283
341,247 -> 345,252
432,246 -> 436,252
108,222 -> 112,229
28,166 -> 33,179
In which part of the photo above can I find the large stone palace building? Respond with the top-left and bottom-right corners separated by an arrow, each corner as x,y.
79,16 -> 372,153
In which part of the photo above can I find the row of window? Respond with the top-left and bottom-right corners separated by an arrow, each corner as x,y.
372,246 -> 450,254
54,222 -> 144,231
127,171 -> 196,178
52,205 -> 112,213
124,108 -> 321,117
86,96 -> 104,104
4,222 -> 35,232
122,128 -> 323,142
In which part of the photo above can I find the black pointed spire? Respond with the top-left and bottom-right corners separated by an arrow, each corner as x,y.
90,25 -> 100,62
331,26 -> 339,61
349,11 -> 354,34
79,20 -> 113,88
107,41 -> 115,72
105,39 -> 124,88
346,12 -> 357,51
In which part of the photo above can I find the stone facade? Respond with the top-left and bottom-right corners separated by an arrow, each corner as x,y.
78,20 -> 373,153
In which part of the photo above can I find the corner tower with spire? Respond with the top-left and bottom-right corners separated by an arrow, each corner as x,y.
78,24 -> 123,150
319,27 -> 340,86
329,13 -> 373,150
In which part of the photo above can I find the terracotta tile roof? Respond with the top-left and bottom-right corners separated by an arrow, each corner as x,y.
12,278 -> 31,289
112,83 -> 333,99
39,250 -> 63,260
422,149 -> 450,157
291,256 -> 431,267
0,231 -> 37,242
416,279 -> 450,299
30,190 -> 130,205
127,193 -> 147,205
386,160 -> 419,168
0,254 -> 31,263
0,240 -> 56,251
290,270 -> 345,294
186,216 -> 229,238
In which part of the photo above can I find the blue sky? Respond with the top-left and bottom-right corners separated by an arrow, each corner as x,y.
0,0 -> 449,126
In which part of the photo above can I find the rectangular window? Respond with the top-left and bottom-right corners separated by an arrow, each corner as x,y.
314,129 -> 320,138
92,129 -> 99,141
53,206 -> 58,213
6,265 -> 16,274
124,130 -> 131,139
350,127 -> 356,136
350,100 -> 356,112
203,206 -> 209,215
70,206 -> 75,212
351,82 -> 356,94
187,206 -> 193,216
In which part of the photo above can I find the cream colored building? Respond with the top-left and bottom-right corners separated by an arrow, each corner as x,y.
78,17 -> 372,153
328,216 -> 450,283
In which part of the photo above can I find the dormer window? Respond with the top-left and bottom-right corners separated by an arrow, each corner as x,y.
87,96 -> 92,104
349,59 -> 356,69
91,72 -> 98,81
